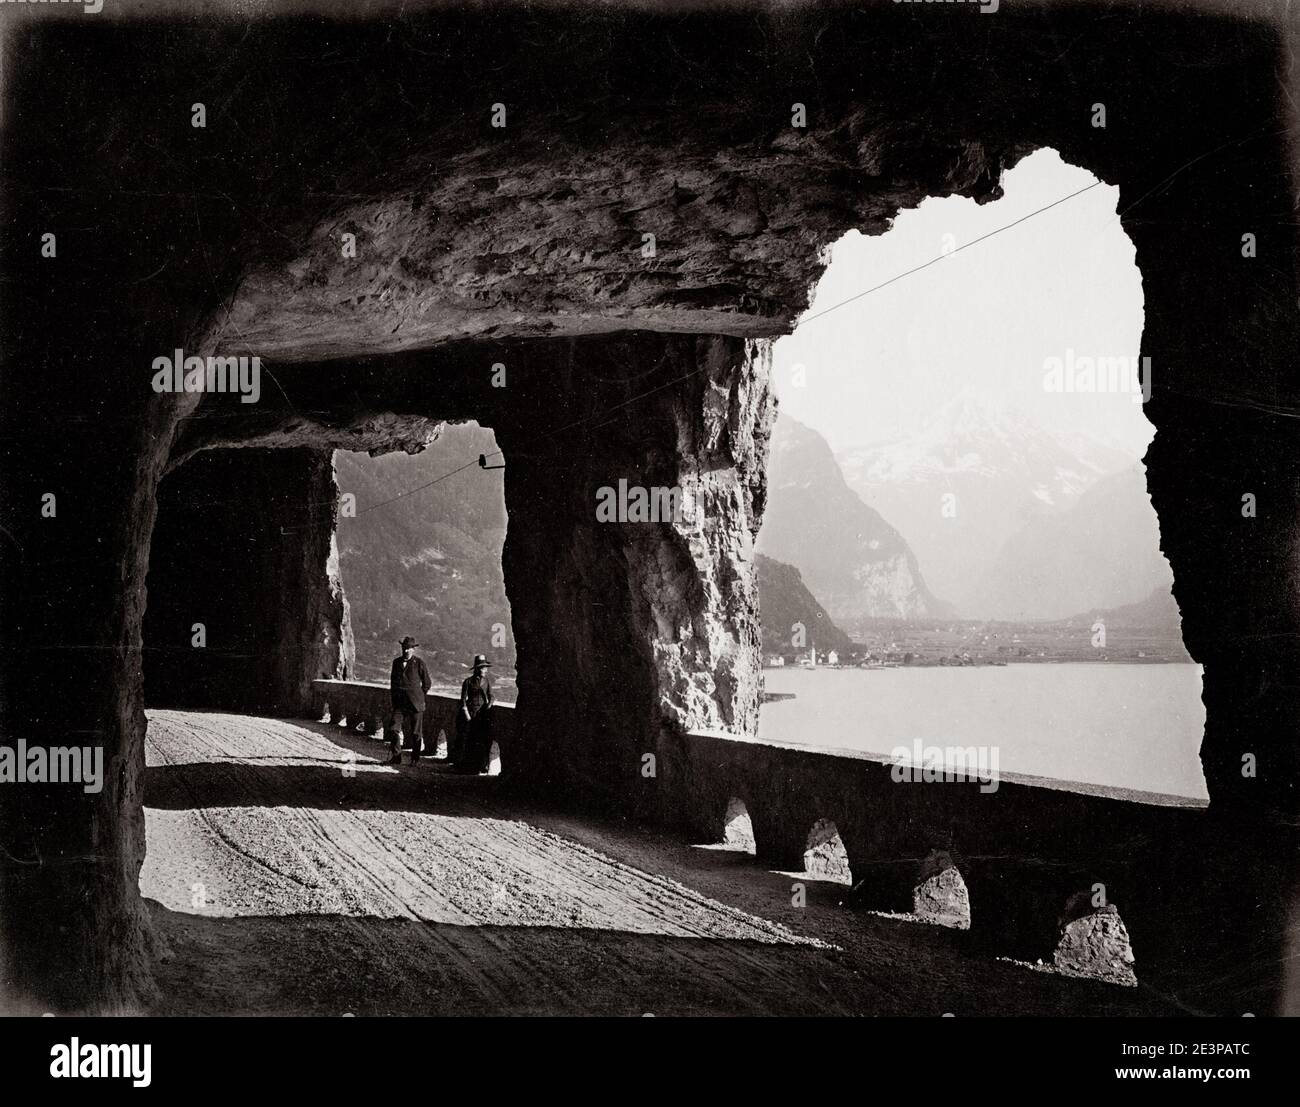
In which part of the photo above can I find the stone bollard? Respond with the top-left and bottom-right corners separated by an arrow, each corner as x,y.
913,849 -> 971,930
1053,892 -> 1137,986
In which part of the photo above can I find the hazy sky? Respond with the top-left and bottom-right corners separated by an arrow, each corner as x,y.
772,148 -> 1151,457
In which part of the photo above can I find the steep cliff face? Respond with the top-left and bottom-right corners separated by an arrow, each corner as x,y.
756,554 -> 854,656
645,338 -> 776,740
758,414 -> 945,622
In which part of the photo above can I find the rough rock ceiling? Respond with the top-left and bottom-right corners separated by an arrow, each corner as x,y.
212,120 -> 1011,361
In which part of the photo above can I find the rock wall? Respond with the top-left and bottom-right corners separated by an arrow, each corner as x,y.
760,414 -> 945,619
146,448 -> 354,716
495,335 -> 775,812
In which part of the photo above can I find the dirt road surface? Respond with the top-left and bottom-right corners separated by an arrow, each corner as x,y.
142,710 -> 1183,1015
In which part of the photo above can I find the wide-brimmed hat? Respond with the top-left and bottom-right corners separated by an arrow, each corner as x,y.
472,654 -> 491,668
399,636 -> 420,649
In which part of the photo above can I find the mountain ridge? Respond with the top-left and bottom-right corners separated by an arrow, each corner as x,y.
757,412 -> 947,621
836,392 -> 1158,618
756,553 -> 854,657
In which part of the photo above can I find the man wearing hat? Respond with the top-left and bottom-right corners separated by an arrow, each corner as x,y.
454,654 -> 495,772
388,636 -> 432,765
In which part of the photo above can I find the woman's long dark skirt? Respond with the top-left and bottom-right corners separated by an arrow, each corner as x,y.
456,709 -> 492,773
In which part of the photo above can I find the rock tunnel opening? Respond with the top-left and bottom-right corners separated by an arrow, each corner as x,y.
128,333 -> 770,986
143,425 -> 519,767
137,329 -> 769,810
334,426 -> 518,702
722,797 -> 756,854
756,148 -> 1207,801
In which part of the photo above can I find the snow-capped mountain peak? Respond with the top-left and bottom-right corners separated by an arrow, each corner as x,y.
832,395 -> 1142,615
839,392 -> 1130,493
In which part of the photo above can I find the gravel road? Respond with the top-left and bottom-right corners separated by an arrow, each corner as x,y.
141,710 -> 1181,1016
142,710 -> 845,1015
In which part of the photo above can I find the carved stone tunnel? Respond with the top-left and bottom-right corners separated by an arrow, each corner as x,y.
145,331 -> 774,812
3,2 -> 1300,1012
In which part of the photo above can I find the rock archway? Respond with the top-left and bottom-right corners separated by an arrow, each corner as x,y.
3,1 -> 1299,1012
147,331 -> 774,812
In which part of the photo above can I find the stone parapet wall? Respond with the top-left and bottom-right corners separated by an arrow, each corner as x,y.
310,679 -> 516,755
662,728 -> 1283,997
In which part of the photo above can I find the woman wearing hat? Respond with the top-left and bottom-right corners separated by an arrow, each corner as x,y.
454,655 -> 495,773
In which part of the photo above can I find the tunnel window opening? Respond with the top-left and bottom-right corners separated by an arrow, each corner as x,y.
691,796 -> 757,855
722,797 -> 756,854
334,422 -> 515,774
803,818 -> 852,885
334,422 -> 517,706
755,147 -> 1206,801
141,429 -> 516,776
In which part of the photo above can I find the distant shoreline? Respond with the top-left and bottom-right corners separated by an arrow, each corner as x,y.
764,658 -> 1198,670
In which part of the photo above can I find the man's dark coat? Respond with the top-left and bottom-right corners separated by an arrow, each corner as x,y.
390,654 -> 432,711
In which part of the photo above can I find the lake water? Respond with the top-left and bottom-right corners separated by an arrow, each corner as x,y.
758,663 -> 1208,800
